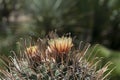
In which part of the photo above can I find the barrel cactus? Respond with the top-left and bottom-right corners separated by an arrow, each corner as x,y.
0,32 -> 112,80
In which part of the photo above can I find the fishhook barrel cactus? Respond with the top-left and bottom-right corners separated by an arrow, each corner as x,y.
0,31 -> 112,80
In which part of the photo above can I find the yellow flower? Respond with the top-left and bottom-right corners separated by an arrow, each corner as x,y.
26,46 -> 39,57
48,37 -> 73,54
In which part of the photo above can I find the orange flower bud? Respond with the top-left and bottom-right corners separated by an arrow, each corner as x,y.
26,46 -> 39,57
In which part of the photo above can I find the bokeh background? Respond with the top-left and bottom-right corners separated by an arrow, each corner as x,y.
0,0 -> 120,79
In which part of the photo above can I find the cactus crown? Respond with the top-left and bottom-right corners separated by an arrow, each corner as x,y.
0,32 -> 112,80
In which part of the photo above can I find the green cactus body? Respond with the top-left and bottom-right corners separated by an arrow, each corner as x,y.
0,32 -> 111,80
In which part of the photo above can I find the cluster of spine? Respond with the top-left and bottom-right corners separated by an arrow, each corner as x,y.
0,32 -> 111,80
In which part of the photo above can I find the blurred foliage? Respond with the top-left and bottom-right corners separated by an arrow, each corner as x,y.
0,0 -> 120,79
21,0 -> 120,50
90,45 -> 120,80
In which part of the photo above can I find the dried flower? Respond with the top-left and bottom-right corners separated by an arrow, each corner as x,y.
48,37 -> 73,54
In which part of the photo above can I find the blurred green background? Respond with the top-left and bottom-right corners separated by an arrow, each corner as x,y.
0,0 -> 120,80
